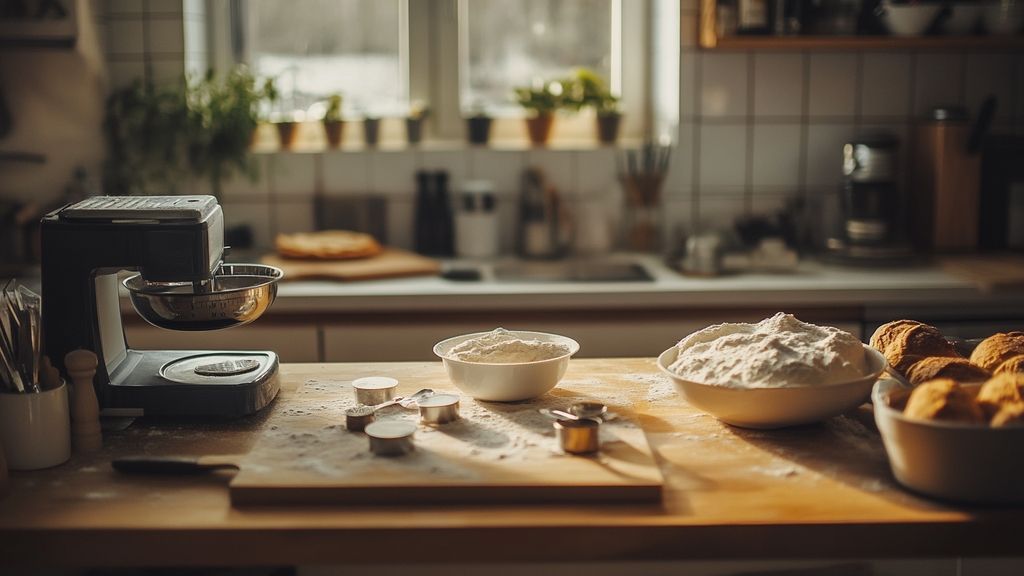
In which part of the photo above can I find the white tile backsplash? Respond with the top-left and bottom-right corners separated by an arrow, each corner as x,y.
680,52 -> 698,119
147,16 -> 185,53
808,53 -> 858,118
107,18 -> 145,55
322,151 -> 370,195
525,149 -> 577,195
914,53 -> 966,116
470,149 -> 525,195
273,201 -> 316,235
576,148 -> 618,196
696,195 -> 746,231
860,53 -> 911,119
222,201 -> 273,250
700,53 -> 749,117
805,124 -> 856,188
753,53 -> 804,118
269,154 -> 317,198
698,124 -> 748,191
965,53 -> 1015,122
148,0 -> 184,15
221,156 -> 268,200
370,151 -> 418,195
751,124 -> 802,189
149,59 -> 184,84
386,198 -> 416,249
106,60 -> 145,89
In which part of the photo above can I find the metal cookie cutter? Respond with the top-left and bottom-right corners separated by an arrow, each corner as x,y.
352,376 -> 399,405
417,394 -> 460,424
365,420 -> 417,456
554,418 -> 600,455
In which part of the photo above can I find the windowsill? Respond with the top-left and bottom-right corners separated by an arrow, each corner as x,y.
250,122 -> 649,155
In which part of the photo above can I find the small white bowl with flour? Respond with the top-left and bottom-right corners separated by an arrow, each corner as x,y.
433,328 -> 580,402
657,314 -> 887,429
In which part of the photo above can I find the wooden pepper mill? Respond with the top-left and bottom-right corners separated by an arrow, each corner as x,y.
65,349 -> 102,452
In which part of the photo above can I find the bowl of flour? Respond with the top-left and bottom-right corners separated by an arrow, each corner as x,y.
434,328 -> 580,402
656,313 -> 887,429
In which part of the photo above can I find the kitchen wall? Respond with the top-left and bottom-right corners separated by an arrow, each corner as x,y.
10,0 -> 1023,254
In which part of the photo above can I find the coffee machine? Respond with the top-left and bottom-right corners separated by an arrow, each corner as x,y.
41,196 -> 282,417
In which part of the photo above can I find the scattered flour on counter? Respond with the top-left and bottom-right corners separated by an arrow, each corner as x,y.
447,328 -> 570,363
669,313 -> 868,389
617,372 -> 676,402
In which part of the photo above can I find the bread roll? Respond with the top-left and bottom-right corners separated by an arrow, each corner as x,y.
994,354 -> 1024,376
903,378 -> 985,424
905,356 -> 990,386
976,373 -> 1024,419
991,402 -> 1024,428
869,320 -> 923,354
970,332 -> 1024,372
886,324 -> 961,375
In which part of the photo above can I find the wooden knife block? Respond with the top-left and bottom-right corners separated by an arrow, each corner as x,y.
912,122 -> 981,251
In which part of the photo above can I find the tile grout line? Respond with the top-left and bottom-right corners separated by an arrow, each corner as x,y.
691,51 -> 703,232
745,51 -> 755,215
797,51 -> 811,200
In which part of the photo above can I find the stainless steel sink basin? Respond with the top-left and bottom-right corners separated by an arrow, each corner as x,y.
493,260 -> 654,283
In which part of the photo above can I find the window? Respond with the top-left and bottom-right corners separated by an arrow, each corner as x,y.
210,0 -> 649,143
239,0 -> 407,118
460,0 -> 616,116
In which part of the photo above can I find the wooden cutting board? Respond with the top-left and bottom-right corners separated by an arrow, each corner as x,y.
939,254 -> 1024,291
229,376 -> 664,506
262,248 -> 440,282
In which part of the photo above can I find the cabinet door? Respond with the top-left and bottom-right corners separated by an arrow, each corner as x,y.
125,323 -> 320,362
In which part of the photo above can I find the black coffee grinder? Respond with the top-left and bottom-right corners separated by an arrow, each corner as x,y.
41,196 -> 283,417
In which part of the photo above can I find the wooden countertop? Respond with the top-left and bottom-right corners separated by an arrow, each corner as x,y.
1,359 -> 1021,568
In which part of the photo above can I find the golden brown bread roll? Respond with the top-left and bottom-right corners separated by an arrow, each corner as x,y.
903,378 -> 985,424
994,354 -> 1024,376
976,372 -> 1024,419
970,332 -> 1024,372
991,402 -> 1024,428
905,356 -> 991,386
869,320 -> 923,354
885,324 -> 961,375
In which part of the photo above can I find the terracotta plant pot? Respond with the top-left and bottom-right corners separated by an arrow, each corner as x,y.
597,114 -> 621,144
323,120 -> 345,148
363,118 -> 381,148
525,114 -> 554,146
275,122 -> 299,151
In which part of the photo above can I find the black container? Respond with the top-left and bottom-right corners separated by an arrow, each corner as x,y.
466,115 -> 492,146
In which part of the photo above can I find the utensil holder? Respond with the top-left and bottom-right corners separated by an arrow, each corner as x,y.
619,174 -> 666,252
0,382 -> 71,470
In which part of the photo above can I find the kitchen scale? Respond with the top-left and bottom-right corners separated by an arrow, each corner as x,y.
41,196 -> 283,417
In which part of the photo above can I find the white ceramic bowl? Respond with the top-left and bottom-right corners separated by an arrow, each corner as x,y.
881,2 -> 943,36
657,345 -> 886,429
433,331 -> 580,402
873,378 -> 1024,503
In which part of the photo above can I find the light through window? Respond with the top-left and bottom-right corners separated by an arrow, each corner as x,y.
244,0 -> 407,118
460,0 -> 616,116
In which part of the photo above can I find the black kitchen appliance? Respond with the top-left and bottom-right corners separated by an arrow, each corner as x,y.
40,196 -> 282,417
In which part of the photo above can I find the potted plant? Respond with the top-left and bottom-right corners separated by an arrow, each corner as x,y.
273,112 -> 300,151
514,80 -> 567,146
322,93 -> 345,148
362,113 -> 381,148
569,68 -> 622,145
405,101 -> 429,145
465,108 -> 493,146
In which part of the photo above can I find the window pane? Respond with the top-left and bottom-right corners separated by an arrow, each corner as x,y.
245,0 -> 405,117
462,0 -> 614,115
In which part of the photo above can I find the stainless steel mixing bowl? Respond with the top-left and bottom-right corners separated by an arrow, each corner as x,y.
123,264 -> 283,331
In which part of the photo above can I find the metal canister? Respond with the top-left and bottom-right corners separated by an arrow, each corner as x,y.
554,418 -> 600,455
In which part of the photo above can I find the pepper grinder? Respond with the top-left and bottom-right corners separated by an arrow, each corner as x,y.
65,349 -> 102,452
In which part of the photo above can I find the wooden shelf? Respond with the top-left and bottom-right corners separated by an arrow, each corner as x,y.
705,34 -> 1024,51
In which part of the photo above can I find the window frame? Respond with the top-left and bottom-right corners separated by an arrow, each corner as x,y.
205,0 -> 650,145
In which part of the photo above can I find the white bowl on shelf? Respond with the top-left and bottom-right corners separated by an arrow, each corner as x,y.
656,345 -> 887,429
880,2 -> 944,36
433,330 -> 580,402
872,378 -> 1024,504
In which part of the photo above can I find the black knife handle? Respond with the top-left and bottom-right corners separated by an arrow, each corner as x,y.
112,456 -> 237,475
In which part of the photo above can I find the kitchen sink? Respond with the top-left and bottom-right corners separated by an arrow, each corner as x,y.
492,260 -> 654,283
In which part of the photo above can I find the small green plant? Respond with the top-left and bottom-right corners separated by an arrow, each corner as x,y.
409,100 -> 430,120
568,68 -> 620,116
323,94 -> 343,123
513,80 -> 569,115
103,66 -> 276,198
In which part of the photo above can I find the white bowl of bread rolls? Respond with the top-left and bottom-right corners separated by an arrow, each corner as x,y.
871,321 -> 1024,503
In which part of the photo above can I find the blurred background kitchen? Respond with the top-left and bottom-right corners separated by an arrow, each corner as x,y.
2,0 -> 1023,365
